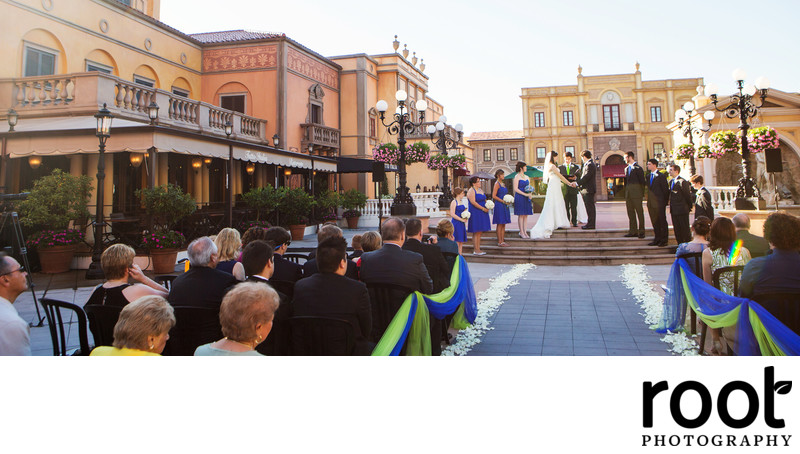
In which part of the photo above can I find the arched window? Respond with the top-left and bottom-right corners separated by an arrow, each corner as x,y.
308,84 -> 324,124
601,91 -> 622,131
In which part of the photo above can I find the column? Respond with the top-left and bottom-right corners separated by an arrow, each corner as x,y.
158,153 -> 169,186
202,165 -> 210,205
193,165 -> 203,208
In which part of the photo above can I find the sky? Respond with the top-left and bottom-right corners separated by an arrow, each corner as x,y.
161,0 -> 799,135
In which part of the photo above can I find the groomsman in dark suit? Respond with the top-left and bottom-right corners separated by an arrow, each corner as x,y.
577,150 -> 596,229
668,164 -> 693,244
645,159 -> 669,247
623,151 -> 646,238
689,175 -> 714,221
559,151 -> 581,227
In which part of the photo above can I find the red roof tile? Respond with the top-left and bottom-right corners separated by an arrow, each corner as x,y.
190,30 -> 285,43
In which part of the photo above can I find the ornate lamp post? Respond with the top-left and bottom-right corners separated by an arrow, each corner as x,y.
147,101 -> 159,125
224,120 -> 234,227
426,116 -> 463,208
375,90 -> 427,216
86,104 -> 114,279
705,69 -> 770,209
674,102 -> 714,176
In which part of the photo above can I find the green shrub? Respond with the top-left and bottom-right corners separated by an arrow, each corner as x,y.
279,188 -> 315,225
136,184 -> 196,231
242,185 -> 285,221
18,169 -> 92,231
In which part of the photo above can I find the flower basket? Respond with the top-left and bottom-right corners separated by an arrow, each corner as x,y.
709,130 -> 740,157
427,153 -> 467,170
27,229 -> 84,274
372,143 -> 401,164
405,142 -> 430,164
673,144 -> 696,160
746,126 -> 779,154
696,145 -> 713,159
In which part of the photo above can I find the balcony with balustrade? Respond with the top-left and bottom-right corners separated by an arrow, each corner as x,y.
300,123 -> 340,157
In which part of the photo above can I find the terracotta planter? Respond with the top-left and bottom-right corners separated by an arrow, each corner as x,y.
346,216 -> 360,229
289,224 -> 306,241
150,248 -> 179,274
37,245 -> 76,274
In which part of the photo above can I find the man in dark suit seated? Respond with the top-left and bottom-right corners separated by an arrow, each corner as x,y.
302,224 -> 358,279
733,213 -> 770,258
241,239 -> 292,355
360,217 -> 433,348
264,227 -> 303,282
292,237 -> 372,355
690,174 -> 714,221
168,237 -> 238,310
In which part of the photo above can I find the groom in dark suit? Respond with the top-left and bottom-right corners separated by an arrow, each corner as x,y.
559,151 -> 581,227
624,151 -> 646,238
577,150 -> 596,229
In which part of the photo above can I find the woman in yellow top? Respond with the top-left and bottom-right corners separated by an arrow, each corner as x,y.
90,296 -> 176,356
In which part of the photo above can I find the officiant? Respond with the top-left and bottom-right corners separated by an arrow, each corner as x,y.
559,151 -> 581,227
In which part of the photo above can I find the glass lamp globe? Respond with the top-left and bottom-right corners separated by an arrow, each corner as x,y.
455,123 -> 464,132
426,124 -> 436,134
675,109 -> 688,120
438,115 -> 447,124
743,84 -> 757,96
754,76 -> 771,90
703,111 -> 716,121
415,99 -> 428,111
704,83 -> 718,97
682,101 -> 695,112
395,90 -> 408,102
732,68 -> 747,81
376,100 -> 388,113
436,121 -> 445,131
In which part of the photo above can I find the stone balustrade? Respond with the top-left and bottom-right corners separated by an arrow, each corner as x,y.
355,192 -> 444,227
13,76 -> 75,106
411,192 -> 444,216
707,186 -> 737,211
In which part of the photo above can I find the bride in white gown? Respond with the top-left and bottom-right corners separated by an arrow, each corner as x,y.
530,151 -> 578,239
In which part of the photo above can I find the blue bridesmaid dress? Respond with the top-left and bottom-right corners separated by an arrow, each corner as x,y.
513,179 -> 533,216
492,185 -> 511,225
467,191 -> 491,233
452,204 -> 468,242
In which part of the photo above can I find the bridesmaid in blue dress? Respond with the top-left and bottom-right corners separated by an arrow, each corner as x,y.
513,161 -> 534,239
467,176 -> 491,255
492,169 -> 511,247
449,188 -> 468,255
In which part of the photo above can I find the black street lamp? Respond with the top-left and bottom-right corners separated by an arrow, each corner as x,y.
426,116 -> 463,208
224,120 -> 234,227
376,90 -> 427,216
674,101 -> 714,176
272,133 -> 280,148
86,103 -> 114,279
706,69 -> 770,210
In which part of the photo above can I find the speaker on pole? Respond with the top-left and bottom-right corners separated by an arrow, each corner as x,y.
765,148 -> 783,173
372,161 -> 385,183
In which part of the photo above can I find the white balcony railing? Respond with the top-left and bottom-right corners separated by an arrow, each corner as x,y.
356,193 -> 444,227
707,186 -> 737,211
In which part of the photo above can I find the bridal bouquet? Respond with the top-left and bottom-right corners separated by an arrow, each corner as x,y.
503,194 -> 514,204
524,184 -> 535,193
484,200 -> 495,210
461,210 -> 471,221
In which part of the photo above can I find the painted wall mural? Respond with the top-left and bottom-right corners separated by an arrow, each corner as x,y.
203,45 -> 278,72
287,48 -> 338,90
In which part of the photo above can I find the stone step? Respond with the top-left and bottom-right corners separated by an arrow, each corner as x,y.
433,226 -> 674,239
465,237 -> 677,248
461,244 -> 675,257
462,253 -> 677,266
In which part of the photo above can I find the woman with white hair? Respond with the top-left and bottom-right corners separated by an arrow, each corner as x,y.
90,296 -> 176,356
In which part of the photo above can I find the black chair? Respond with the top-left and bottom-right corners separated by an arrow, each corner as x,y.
441,251 -> 459,276
699,265 -> 746,355
155,275 -> 178,291
677,252 -> 704,335
162,306 -> 222,356
283,253 -> 309,264
366,282 -> 413,354
289,316 -> 356,356
268,279 -> 295,300
39,298 -> 91,356
752,292 -> 800,336
84,304 -> 123,347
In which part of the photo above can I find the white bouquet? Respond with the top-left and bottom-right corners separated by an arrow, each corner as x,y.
503,194 -> 514,204
461,210 -> 471,221
484,200 -> 495,210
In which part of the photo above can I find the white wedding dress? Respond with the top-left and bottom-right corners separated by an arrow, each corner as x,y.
530,162 -> 571,239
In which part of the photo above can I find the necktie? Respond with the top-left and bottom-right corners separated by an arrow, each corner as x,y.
671,179 -> 675,190
567,165 -> 570,176
650,174 -> 654,186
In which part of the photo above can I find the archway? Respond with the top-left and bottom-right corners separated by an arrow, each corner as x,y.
602,153 -> 626,200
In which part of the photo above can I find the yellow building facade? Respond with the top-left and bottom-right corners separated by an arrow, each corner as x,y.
521,64 -> 702,200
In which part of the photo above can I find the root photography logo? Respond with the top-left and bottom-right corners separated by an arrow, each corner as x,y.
641,367 -> 792,448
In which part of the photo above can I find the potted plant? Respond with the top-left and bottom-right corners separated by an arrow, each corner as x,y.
316,190 -> 340,225
136,184 -> 196,273
279,187 -> 315,240
341,188 -> 368,229
18,169 -> 92,274
242,185 -> 285,225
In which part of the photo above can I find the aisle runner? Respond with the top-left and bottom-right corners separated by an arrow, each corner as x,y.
620,264 -> 699,355
442,263 -> 534,356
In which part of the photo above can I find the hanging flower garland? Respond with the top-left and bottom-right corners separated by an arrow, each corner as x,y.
673,143 -> 695,160
426,152 -> 467,170
709,130 -> 740,157
405,142 -> 430,164
746,126 -> 780,153
696,144 -> 713,159
372,142 -> 400,164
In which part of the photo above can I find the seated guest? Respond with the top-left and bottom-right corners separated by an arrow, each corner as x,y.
241,240 -> 291,355
90,296 -> 175,356
302,224 -> 358,279
168,237 -> 238,310
241,226 -> 268,248
292,237 -> 372,355
733,213 -> 770,258
361,218 -> 433,294
349,234 -> 364,260
0,254 -> 31,356
435,219 -> 460,275
740,212 -> 800,298
674,216 -> 711,277
213,228 -> 245,281
403,218 -> 449,293
264,227 -> 303,282
690,175 -> 714,220
86,244 -> 168,308
355,231 -> 381,278
194,282 -> 280,356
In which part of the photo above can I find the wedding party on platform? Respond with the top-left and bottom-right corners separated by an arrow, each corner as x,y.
1,0 -> 800,357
